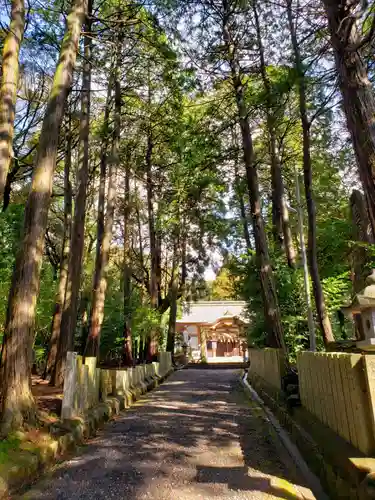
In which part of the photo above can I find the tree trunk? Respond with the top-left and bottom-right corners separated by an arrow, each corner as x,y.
138,337 -> 144,363
145,130 -> 157,361
222,0 -> 285,351
146,133 -> 158,310
53,0 -> 92,385
350,189 -> 373,340
123,158 -> 133,366
135,182 -> 145,284
253,0 -> 296,268
233,157 -> 252,250
286,0 -> 334,346
238,191 -> 252,250
80,72 -> 112,356
156,226 -> 162,308
85,59 -> 121,358
166,239 -> 179,354
78,292 -> 90,350
0,0 -> 86,432
0,0 -> 25,203
181,230 -> 187,291
322,0 -> 375,239
44,115 -> 73,378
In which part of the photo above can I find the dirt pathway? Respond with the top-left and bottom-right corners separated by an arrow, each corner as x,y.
21,369 -> 315,500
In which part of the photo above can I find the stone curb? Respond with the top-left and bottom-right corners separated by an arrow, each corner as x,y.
239,371 -> 328,500
0,368 -> 174,500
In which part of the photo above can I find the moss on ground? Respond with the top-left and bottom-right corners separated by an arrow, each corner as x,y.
0,399 -> 121,498
0,435 -> 22,464
0,429 -> 61,499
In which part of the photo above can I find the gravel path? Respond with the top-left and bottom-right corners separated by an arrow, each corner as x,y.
22,369 -> 315,500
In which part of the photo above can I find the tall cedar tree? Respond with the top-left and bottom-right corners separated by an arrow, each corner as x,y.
252,0 -> 296,268
286,0 -> 334,346
53,0 -> 92,385
222,0 -> 286,350
44,114 -> 73,377
0,0 -> 25,203
0,0 -> 87,432
322,0 -> 375,240
85,42 -> 121,357
123,157 -> 133,365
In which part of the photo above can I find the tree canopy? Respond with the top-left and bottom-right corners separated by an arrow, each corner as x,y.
1,0 -> 375,431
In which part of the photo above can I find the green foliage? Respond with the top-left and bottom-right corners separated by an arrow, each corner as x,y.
316,218 -> 352,279
0,434 -> 21,463
211,267 -> 240,300
97,270 -> 164,362
272,258 -> 310,357
0,206 -> 24,340
230,253 -> 310,359
1,0 -> 369,390
203,266 -> 241,300
0,205 -> 57,352
322,272 -> 353,339
132,305 -> 163,343
228,253 -> 267,346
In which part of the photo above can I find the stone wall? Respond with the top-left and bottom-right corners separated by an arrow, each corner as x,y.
61,351 -> 173,420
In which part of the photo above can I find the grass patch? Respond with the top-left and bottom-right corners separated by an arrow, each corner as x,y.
0,435 -> 21,464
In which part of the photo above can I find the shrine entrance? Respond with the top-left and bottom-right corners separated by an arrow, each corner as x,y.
202,316 -> 245,359
175,301 -> 248,362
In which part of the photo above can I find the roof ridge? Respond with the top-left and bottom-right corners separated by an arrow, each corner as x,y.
185,300 -> 246,305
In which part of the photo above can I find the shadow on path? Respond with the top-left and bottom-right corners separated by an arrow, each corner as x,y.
22,370 -> 310,500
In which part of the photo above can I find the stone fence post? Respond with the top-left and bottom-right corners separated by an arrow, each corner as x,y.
61,352 -> 78,420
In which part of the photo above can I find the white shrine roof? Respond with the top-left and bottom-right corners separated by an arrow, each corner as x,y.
176,301 -> 248,325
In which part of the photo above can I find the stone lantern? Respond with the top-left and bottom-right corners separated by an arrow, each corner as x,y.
344,269 -> 375,351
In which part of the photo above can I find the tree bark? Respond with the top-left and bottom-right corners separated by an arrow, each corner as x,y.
166,253 -> 178,356
85,57 -> 121,358
350,189 -> 373,340
156,224 -> 162,308
53,0 -> 92,385
233,156 -> 252,250
146,133 -> 158,310
0,0 -> 25,203
44,115 -> 73,378
0,0 -> 86,432
286,0 -> 334,346
321,0 -> 375,240
91,75 -> 112,313
80,72 -> 112,356
222,0 -> 285,351
145,129 -> 158,361
123,157 -> 133,366
135,181 -> 145,284
253,0 -> 296,268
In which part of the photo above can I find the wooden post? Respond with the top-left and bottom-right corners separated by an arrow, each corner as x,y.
200,326 -> 207,361
363,355 -> 375,447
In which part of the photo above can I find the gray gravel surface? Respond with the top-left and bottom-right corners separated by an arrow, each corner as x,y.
21,369 -> 314,500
